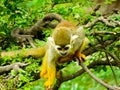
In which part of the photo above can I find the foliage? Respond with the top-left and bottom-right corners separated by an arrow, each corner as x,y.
105,0 -> 117,4
0,0 -> 120,90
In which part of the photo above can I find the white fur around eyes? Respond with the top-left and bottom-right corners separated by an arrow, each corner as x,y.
65,45 -> 71,49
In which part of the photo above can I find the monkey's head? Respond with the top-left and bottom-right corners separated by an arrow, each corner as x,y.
48,27 -> 78,57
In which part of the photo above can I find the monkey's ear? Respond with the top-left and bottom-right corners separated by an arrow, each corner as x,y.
72,35 -> 78,39
70,35 -> 78,43
48,37 -> 55,45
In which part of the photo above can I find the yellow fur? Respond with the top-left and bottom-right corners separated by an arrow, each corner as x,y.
40,52 -> 56,87
44,64 -> 56,87
40,53 -> 48,79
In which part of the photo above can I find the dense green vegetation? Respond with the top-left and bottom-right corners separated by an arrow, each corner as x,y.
0,0 -> 120,90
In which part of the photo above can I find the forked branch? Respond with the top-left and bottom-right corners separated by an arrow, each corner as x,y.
0,62 -> 30,74
84,16 -> 120,28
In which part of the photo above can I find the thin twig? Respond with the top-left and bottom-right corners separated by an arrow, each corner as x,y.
90,31 -> 117,35
79,58 -> 120,90
105,52 -> 119,86
107,51 -> 120,69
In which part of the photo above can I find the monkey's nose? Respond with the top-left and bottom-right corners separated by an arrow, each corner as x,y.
60,52 -> 67,56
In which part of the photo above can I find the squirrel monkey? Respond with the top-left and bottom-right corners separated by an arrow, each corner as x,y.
40,21 -> 88,89
0,20 -> 88,89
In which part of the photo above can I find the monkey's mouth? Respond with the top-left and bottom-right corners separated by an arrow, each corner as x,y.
59,52 -> 68,57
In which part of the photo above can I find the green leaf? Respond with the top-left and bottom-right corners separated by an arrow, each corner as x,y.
0,32 -> 6,35
11,70 -> 17,76
102,66 -> 107,72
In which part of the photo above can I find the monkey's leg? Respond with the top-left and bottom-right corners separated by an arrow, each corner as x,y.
40,53 -> 48,78
44,63 -> 56,88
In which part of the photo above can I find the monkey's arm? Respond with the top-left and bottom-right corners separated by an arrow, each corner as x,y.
0,46 -> 45,58
40,50 -> 56,88
76,37 -> 89,61
40,52 -> 48,79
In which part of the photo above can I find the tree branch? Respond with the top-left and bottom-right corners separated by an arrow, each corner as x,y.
11,13 -> 64,47
84,16 -> 120,28
107,51 -> 120,69
80,58 -> 120,90
90,31 -> 118,36
53,60 -> 117,90
0,62 -> 30,74
83,39 -> 117,56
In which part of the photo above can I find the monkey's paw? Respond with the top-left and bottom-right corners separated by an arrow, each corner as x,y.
76,53 -> 86,62
44,80 -> 52,89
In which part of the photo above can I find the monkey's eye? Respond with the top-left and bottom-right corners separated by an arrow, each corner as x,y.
57,47 -> 62,50
64,46 -> 69,50
64,45 -> 71,50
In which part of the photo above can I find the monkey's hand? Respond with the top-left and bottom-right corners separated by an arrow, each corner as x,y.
44,65 -> 56,89
76,52 -> 86,62
41,66 -> 56,89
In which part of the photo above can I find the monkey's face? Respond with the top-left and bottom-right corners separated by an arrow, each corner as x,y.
55,45 -> 71,56
48,34 -> 79,57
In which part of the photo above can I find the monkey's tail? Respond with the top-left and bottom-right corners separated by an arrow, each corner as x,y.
0,46 -> 46,58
